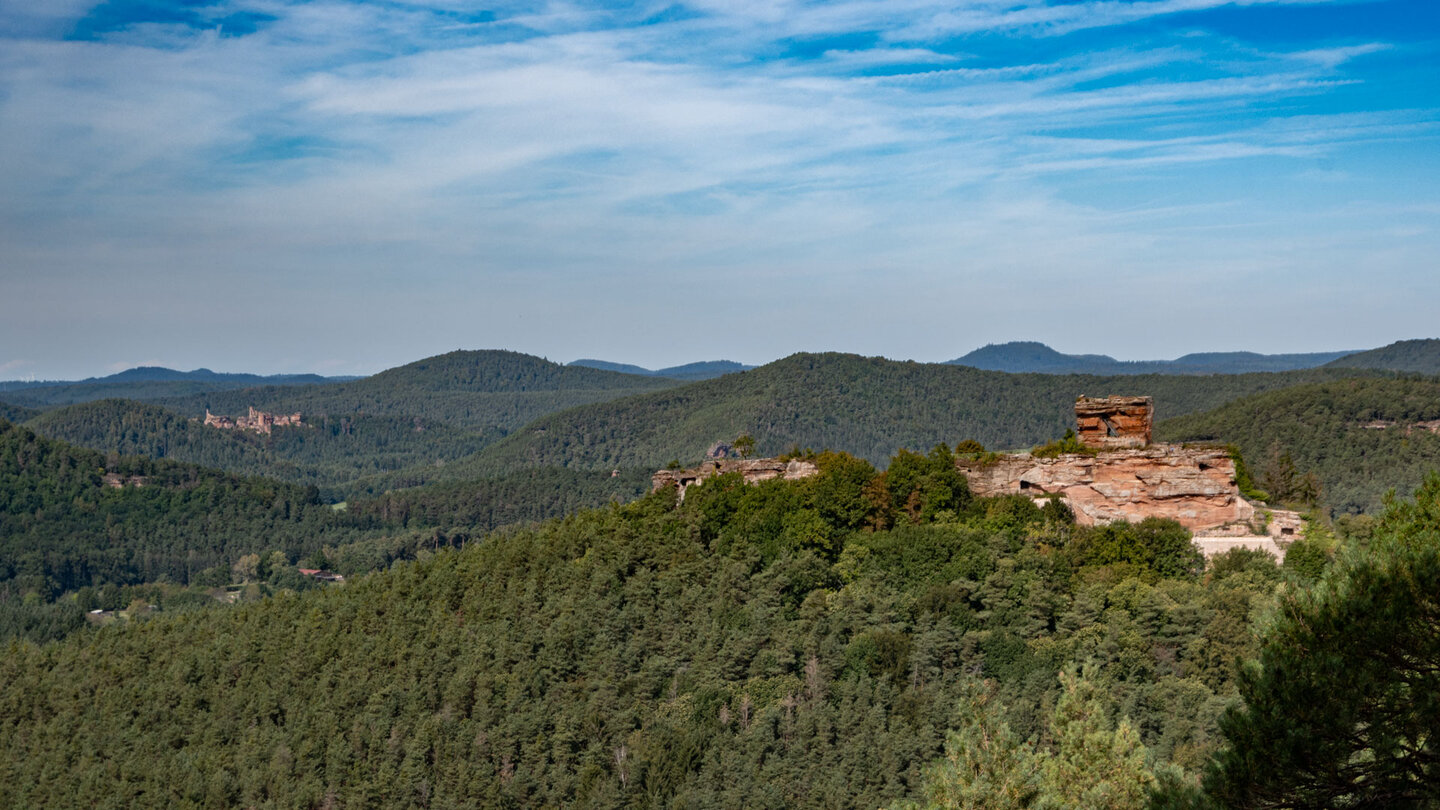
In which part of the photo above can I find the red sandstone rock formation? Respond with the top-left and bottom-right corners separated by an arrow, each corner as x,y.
956,446 -> 1253,532
1075,395 -> 1152,449
652,457 -> 820,500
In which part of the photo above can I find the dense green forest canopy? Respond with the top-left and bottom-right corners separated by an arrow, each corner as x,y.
24,399 -> 496,498
429,353 -> 1381,481
1323,338 -> 1440,374
0,401 -> 38,423
0,419 -> 391,600
1155,377 -> 1440,514
0,447 -> 1294,809
347,467 -> 651,533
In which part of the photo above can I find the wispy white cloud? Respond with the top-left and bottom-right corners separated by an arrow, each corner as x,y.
0,0 -> 1434,375
1283,42 -> 1391,68
0,358 -> 33,376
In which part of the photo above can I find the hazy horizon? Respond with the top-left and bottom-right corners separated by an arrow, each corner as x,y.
0,339 -> 1403,383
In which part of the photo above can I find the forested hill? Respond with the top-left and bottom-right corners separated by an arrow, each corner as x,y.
0,401 -> 37,423
0,450 -> 1285,808
425,352 -> 1380,481
24,399 -> 495,497
1324,338 -> 1440,374
1156,377 -> 1440,515
357,349 -> 679,393
153,349 -> 682,434
949,341 -> 1357,375
0,368 -> 344,408
0,419 -> 388,598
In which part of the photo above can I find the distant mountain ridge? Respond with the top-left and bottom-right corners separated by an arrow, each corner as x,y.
949,341 -> 1361,375
0,367 -> 356,408
569,359 -> 754,380
0,366 -> 349,392
1323,339 -> 1440,374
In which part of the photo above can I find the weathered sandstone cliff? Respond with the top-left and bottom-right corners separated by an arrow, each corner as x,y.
956,446 -> 1253,532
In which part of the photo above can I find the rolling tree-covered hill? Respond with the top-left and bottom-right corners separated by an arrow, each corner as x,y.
418,353 -> 1379,482
1324,338 -> 1440,374
0,419 -> 392,599
1155,377 -> 1440,515
0,451 -> 1289,809
23,399 -> 496,497
154,349 -> 682,435
948,341 -> 1121,373
0,401 -> 37,423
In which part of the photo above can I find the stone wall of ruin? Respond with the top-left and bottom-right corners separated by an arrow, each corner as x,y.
652,457 -> 820,500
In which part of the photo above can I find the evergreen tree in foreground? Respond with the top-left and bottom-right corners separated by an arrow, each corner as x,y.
1157,474 -> 1440,809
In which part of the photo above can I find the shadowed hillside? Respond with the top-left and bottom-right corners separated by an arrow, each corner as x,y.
24,399 -> 495,497
0,420 -> 389,597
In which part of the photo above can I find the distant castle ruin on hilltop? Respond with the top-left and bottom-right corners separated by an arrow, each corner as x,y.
203,407 -> 303,435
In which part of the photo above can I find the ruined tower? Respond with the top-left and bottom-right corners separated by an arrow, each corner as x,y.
1074,395 -> 1152,449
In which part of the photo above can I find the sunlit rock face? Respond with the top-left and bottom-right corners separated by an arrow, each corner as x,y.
957,446 -> 1253,532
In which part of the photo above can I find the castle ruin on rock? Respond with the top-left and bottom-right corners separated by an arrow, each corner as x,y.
203,406 -> 303,435
653,396 -> 1295,559
652,457 -> 820,500
956,396 -> 1258,535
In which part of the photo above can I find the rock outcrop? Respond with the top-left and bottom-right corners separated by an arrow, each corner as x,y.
1192,507 -> 1303,561
652,457 -> 820,500
1075,395 -> 1153,449
957,446 -> 1253,532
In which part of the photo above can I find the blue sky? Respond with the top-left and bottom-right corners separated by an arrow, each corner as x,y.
0,0 -> 1436,378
